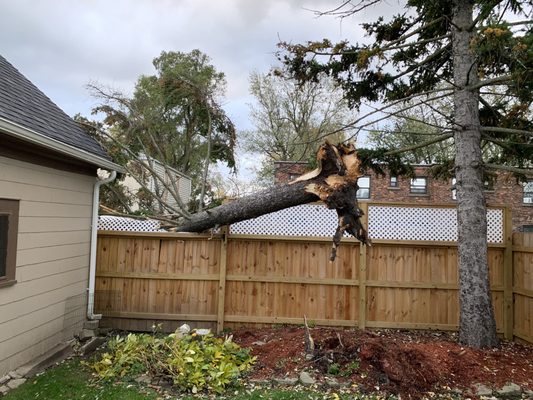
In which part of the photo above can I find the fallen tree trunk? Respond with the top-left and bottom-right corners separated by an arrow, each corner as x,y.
177,180 -> 316,232
176,141 -> 371,260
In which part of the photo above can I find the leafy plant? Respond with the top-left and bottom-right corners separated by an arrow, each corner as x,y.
341,360 -> 360,377
327,362 -> 341,376
88,330 -> 255,394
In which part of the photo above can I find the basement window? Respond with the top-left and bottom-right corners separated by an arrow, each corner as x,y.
0,199 -> 19,288
389,176 -> 398,188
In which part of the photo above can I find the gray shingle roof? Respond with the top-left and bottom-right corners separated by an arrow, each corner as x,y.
0,55 -> 111,160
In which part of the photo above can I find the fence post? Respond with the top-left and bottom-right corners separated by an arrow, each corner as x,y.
503,208 -> 513,340
358,202 -> 369,330
217,226 -> 229,333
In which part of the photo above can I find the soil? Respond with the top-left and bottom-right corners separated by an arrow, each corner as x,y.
232,326 -> 533,399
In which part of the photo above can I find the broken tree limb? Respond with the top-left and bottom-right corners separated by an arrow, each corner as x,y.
176,141 -> 371,260
303,315 -> 315,360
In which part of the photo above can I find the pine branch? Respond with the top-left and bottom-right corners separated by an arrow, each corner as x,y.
481,126 -> 533,136
485,163 -> 533,176
384,132 -> 454,156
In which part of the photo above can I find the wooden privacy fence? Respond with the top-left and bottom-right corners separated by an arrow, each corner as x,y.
95,206 -> 533,344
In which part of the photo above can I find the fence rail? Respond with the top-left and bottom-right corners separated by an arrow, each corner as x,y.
94,203 -> 532,343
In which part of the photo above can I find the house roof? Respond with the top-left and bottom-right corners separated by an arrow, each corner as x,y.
0,55 -> 122,171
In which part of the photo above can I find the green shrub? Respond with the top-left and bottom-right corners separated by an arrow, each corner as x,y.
88,330 -> 255,394
327,362 -> 341,376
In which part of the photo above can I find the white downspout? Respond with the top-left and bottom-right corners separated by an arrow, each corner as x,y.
88,170 -> 117,320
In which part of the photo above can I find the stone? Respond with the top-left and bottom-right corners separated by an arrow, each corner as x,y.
273,377 -> 298,386
0,375 -> 9,385
324,377 -> 341,388
496,383 -> 522,399
135,374 -> 152,385
79,337 -> 106,355
8,371 -> 21,379
83,320 -> 100,330
7,378 -> 26,390
524,389 -> 533,399
79,329 -> 96,341
473,383 -> 493,397
251,341 -> 267,346
0,385 -> 10,396
98,328 -> 112,336
299,371 -> 316,386
177,324 -> 191,335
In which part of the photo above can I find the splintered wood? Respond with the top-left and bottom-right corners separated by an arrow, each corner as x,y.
292,141 -> 371,261
176,140 -> 370,261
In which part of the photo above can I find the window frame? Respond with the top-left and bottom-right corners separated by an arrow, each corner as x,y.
451,177 -> 457,200
524,180 -> 533,204
357,176 -> 371,199
389,176 -> 398,188
410,177 -> 428,195
0,199 -> 19,288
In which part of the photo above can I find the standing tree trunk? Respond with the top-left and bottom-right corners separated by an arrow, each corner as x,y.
176,141 -> 371,260
452,0 -> 499,347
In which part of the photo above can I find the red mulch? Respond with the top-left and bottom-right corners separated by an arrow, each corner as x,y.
232,326 -> 533,398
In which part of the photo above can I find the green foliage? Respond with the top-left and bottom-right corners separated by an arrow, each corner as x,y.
88,330 -> 256,394
327,362 -> 341,376
357,148 -> 414,178
88,49 -> 237,215
89,333 -> 160,379
243,72 -> 349,184
341,359 -> 361,377
278,1 -> 532,175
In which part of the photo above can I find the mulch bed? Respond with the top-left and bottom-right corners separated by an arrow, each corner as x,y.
232,326 -> 533,398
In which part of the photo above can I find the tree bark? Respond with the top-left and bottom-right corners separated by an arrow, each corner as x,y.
176,141 -> 371,260
177,180 -> 317,232
452,0 -> 499,347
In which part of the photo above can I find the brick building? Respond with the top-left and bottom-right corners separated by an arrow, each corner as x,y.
274,161 -> 533,231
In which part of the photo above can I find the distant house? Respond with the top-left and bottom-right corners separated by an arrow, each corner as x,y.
275,161 -> 533,231
122,155 -> 192,213
0,55 -> 122,376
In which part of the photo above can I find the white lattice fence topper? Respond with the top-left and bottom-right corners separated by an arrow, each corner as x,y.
368,205 -> 503,243
98,215 -> 163,232
230,203 -> 504,243
230,204 -> 338,237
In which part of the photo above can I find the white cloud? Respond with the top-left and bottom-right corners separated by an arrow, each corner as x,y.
0,0 -> 403,181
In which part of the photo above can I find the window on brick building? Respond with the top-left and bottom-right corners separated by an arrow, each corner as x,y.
524,181 -> 533,204
410,177 -> 427,194
357,176 -> 370,199
451,178 -> 457,200
0,199 -> 19,288
389,176 -> 398,187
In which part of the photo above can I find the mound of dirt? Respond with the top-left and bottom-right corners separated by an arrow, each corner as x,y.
232,327 -> 533,398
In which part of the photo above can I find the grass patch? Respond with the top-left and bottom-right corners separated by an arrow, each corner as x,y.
2,358 -> 158,400
2,356 -> 387,400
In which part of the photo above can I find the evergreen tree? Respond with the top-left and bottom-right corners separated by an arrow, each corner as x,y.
279,0 -> 532,347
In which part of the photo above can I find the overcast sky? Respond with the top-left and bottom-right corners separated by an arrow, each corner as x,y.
0,0 -> 402,179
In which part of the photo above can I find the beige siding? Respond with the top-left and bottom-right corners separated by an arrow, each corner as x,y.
0,155 -> 95,375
